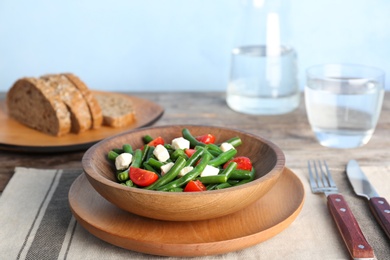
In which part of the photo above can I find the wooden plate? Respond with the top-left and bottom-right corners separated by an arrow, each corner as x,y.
0,91 -> 164,153
69,167 -> 305,257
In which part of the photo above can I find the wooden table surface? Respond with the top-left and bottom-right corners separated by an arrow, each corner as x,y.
1,91 -> 390,192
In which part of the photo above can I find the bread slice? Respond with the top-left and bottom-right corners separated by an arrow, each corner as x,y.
6,78 -> 71,136
94,92 -> 135,127
63,73 -> 103,129
40,74 -> 92,133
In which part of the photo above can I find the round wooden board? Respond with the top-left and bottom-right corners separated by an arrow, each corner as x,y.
0,91 -> 164,153
68,167 -> 305,257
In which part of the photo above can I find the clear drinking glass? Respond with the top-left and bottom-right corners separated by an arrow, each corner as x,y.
226,45 -> 299,115
305,64 -> 385,149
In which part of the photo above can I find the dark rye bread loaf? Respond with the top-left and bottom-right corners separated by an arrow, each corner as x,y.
6,78 -> 71,136
63,73 -> 103,129
7,73 -> 136,136
40,74 -> 92,133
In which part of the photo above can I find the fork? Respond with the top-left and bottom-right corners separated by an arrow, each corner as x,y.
308,160 -> 374,260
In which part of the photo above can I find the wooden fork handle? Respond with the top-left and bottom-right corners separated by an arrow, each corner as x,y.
327,194 -> 374,259
369,197 -> 390,239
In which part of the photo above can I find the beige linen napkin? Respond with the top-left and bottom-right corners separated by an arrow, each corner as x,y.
0,167 -> 388,260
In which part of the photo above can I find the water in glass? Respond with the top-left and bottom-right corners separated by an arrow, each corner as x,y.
305,78 -> 384,148
226,45 -> 299,115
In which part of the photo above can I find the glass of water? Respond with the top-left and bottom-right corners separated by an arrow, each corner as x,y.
305,64 -> 385,149
226,45 -> 300,115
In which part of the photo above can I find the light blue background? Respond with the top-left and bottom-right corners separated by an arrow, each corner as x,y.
1,0 -> 389,92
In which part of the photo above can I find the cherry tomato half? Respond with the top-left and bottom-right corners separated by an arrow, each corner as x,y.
184,180 -> 206,192
184,148 -> 196,157
147,136 -> 165,147
195,134 -> 216,144
223,156 -> 253,171
129,167 -> 159,187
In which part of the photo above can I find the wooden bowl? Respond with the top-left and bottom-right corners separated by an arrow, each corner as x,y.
82,125 -> 285,221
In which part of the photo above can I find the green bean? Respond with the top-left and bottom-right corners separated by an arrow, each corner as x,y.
142,162 -> 159,174
122,144 -> 133,154
195,145 -> 215,158
224,162 -> 238,179
204,148 -> 220,157
197,175 -> 227,184
170,149 -> 188,161
235,178 -> 253,186
147,158 -> 165,169
196,162 -> 236,184
248,167 -> 255,180
141,145 -> 150,163
182,128 -> 205,147
157,153 -> 212,191
143,135 -> 154,144
117,169 -> 129,182
184,147 -> 204,167
229,168 -> 254,180
144,146 -> 155,162
207,148 -> 237,167
206,184 -> 219,190
225,136 -> 242,147
164,144 -> 174,152
131,149 -> 143,168
178,153 -> 212,182
145,156 -> 187,190
205,144 -> 223,155
112,148 -> 123,154
215,182 -> 232,190
233,168 -> 255,185
108,150 -> 119,161
227,179 -> 240,185
194,145 -> 204,150
168,187 -> 183,192
125,179 -> 134,187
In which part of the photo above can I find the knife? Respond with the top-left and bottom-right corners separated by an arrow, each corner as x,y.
346,160 -> 390,239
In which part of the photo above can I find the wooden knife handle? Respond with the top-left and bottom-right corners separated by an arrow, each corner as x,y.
369,197 -> 390,239
327,194 -> 374,259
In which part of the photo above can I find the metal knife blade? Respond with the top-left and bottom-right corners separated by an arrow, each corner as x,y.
346,160 -> 390,239
346,160 -> 379,199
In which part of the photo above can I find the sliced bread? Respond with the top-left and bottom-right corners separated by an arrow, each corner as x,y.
94,92 -> 135,127
6,78 -> 71,136
63,73 -> 103,129
40,74 -> 92,133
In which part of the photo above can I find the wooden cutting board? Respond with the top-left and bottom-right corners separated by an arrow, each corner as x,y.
0,91 -> 164,152
69,167 -> 305,257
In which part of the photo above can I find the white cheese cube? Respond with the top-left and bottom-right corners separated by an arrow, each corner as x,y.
153,144 -> 170,162
160,162 -> 175,176
200,165 -> 220,177
115,153 -> 133,170
171,137 -> 190,150
220,142 -> 235,152
178,166 -> 194,177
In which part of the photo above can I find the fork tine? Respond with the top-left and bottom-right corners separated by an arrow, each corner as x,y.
322,160 -> 336,187
313,160 -> 325,188
317,160 -> 329,187
308,159 -> 339,190
308,159 -> 338,190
